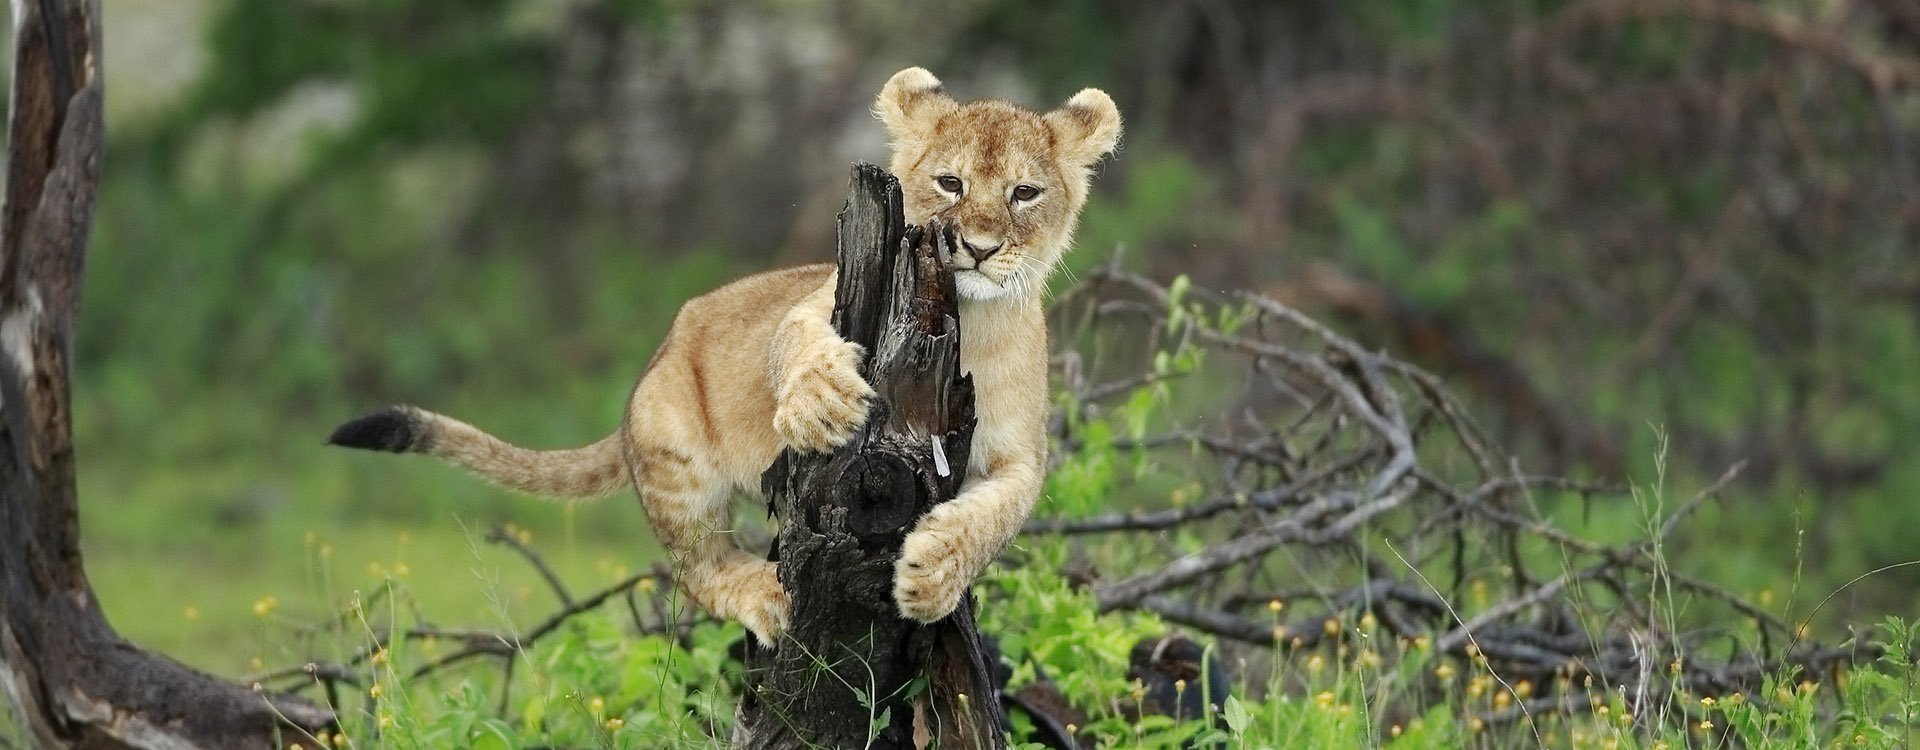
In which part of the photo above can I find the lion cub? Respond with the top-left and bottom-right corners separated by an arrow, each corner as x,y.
330,68 -> 1121,645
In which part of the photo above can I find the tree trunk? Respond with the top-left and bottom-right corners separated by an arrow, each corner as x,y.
735,165 -> 1007,749
0,1 -> 333,746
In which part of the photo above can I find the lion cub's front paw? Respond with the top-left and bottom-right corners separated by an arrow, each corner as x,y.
774,338 -> 875,452
893,527 -> 971,624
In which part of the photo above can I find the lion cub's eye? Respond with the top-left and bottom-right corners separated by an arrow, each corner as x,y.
936,175 -> 964,194
1011,184 -> 1042,202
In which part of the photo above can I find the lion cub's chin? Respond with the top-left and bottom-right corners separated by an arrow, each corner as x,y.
954,268 -> 1015,301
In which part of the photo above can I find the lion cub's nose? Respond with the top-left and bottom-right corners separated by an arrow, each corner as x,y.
961,239 -> 1003,263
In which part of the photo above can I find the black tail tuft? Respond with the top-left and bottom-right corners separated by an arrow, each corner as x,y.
328,407 -> 424,453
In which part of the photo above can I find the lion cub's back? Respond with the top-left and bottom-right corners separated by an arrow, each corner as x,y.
627,263 -> 835,485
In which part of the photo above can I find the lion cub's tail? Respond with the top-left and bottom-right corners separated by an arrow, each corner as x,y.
328,405 -> 629,500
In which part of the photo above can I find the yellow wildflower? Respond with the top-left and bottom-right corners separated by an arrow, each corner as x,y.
252,596 -> 279,618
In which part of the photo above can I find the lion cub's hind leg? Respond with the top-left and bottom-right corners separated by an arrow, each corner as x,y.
627,439 -> 789,646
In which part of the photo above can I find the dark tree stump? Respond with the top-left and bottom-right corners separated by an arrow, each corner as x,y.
735,165 -> 1006,749
0,1 -> 333,746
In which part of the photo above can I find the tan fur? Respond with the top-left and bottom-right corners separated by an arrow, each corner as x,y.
383,68 -> 1120,644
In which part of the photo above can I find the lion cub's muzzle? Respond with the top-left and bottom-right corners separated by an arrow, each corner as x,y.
960,238 -> 1002,264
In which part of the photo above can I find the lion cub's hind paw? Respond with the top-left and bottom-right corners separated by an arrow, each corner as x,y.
737,580 -> 793,648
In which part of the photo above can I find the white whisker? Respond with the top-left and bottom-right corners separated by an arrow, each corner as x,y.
1050,254 -> 1079,301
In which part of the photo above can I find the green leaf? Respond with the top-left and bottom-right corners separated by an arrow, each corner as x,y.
468,721 -> 515,750
1168,274 -> 1191,307
902,675 -> 930,700
1223,694 -> 1250,735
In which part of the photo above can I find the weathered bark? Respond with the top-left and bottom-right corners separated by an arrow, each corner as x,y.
736,165 -> 1006,749
0,1 -> 333,746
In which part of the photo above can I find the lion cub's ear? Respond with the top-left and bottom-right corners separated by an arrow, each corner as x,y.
1045,88 -> 1123,167
877,67 -> 957,144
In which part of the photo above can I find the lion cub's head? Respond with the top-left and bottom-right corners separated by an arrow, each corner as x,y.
876,67 -> 1121,302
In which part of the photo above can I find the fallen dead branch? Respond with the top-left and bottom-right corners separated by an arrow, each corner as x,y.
251,525 -> 710,703
1028,266 -> 1876,733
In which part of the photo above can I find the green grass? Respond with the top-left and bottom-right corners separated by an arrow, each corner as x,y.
70,375 -> 688,673
202,546 -> 1915,749
88,509 -> 663,676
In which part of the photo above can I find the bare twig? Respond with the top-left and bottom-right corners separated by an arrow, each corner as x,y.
484,525 -> 576,608
1095,485 -> 1416,609
408,570 -> 700,680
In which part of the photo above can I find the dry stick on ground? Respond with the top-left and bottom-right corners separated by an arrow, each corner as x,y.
485,524 -> 577,608
736,164 -> 1003,750
405,570 -> 685,681
244,538 -> 713,741
1030,266 -> 1875,733
249,538 -> 701,695
0,1 -> 335,746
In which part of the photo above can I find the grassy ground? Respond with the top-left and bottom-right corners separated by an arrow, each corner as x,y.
86,506 -> 661,676
73,388 -> 677,674
138,544 -> 1912,749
